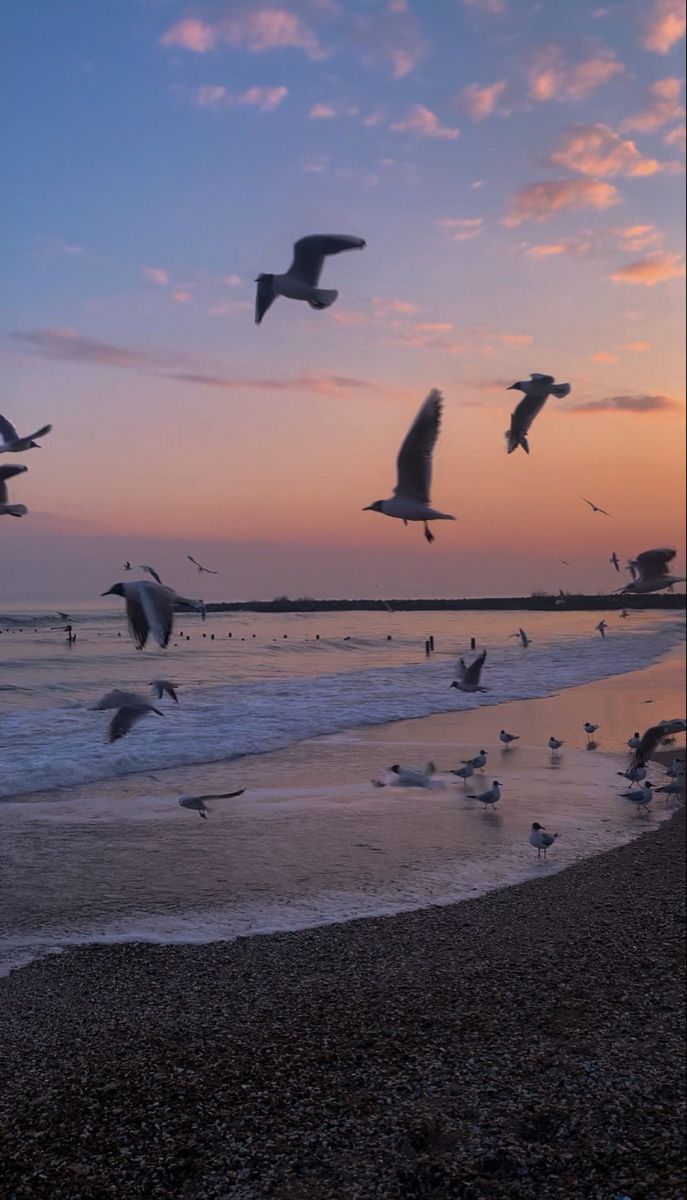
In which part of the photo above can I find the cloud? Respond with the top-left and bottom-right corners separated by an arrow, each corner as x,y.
610,251 -> 686,285
571,393 -> 677,412
527,44 -> 624,103
590,351 -> 619,363
309,102 -> 337,118
664,123 -> 686,149
624,341 -> 651,351
503,179 -> 621,226
437,217 -> 485,241
390,104 -> 459,140
10,328 -> 172,370
222,274 -> 243,286
301,154 -> 329,173
161,9 -> 325,60
462,0 -> 507,13
141,266 -> 169,286
548,123 -> 668,178
615,224 -> 661,252
171,290 -> 192,303
459,80 -> 509,121
621,77 -> 684,132
195,84 -> 288,111
195,85 -> 228,108
525,225 -> 661,261
526,243 -> 567,257
166,372 -> 386,396
372,297 -> 420,315
640,0 -> 685,53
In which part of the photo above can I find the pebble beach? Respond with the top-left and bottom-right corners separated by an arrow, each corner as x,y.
1,796 -> 684,1200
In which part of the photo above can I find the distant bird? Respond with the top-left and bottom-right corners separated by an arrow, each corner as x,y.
616,765 -> 647,788
187,555 -> 218,575
387,762 -> 436,787
655,781 -> 684,804
620,548 -> 685,595
499,730 -> 519,749
179,789 -> 245,819
363,389 -> 455,544
504,374 -> 570,455
449,649 -> 488,693
583,722 -> 599,740
450,763 -> 474,786
529,823 -> 558,859
610,551 -> 620,572
467,780 -> 502,809
101,580 -> 204,649
255,233 -> 366,324
596,620 -> 608,639
630,720 -> 687,770
666,757 -> 685,780
582,497 -> 612,517
93,691 -> 165,743
619,608 -> 629,619
510,628 -> 531,648
0,413 -> 52,454
0,464 -> 28,517
554,590 -> 567,607
462,750 -> 488,773
151,679 -> 179,704
618,780 -> 654,815
627,732 -> 642,751
558,559 -> 571,566
140,564 -> 163,586
56,611 -> 70,621
124,561 -> 132,571
548,736 -> 564,756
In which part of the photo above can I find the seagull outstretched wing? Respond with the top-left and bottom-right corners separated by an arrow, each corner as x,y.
463,650 -> 487,687
286,234 -> 366,287
394,389 -> 442,504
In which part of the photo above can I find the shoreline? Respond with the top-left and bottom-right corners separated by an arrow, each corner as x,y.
1,806 -> 684,1198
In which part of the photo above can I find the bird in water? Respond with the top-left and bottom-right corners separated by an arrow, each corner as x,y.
504,374 -> 571,455
363,389 -> 455,544
499,730 -> 519,749
583,721 -> 599,741
529,823 -> 558,859
375,762 -> 436,788
449,649 -> 488,693
255,233 -> 366,324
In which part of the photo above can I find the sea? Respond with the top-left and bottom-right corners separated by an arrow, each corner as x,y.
0,602 -> 684,975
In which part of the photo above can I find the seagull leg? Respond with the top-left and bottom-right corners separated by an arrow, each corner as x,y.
424,522 -> 435,544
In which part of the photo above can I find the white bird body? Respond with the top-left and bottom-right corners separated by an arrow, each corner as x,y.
388,762 -> 436,787
450,649 -> 488,693
178,789 -> 245,819
666,758 -> 685,780
617,765 -> 647,787
529,822 -> 558,858
499,730 -> 519,747
655,781 -> 683,803
0,413 -> 52,453
505,374 -> 570,455
255,234 -> 366,324
618,780 -> 654,813
627,733 -> 641,750
467,780 -> 502,808
620,548 -> 685,595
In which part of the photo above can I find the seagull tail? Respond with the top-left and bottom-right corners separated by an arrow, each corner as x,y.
505,430 -> 527,454
1,504 -> 28,517
308,288 -> 338,310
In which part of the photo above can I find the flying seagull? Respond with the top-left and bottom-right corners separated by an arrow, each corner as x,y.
449,649 -> 488,693
363,389 -> 455,544
620,548 -> 685,595
187,555 -> 218,575
151,679 -> 179,703
101,580 -> 205,649
140,564 -> 163,586
529,823 -> 558,859
375,762 -> 436,788
582,497 -> 612,517
630,719 -> 686,770
0,464 -> 28,517
178,789 -> 245,819
596,620 -> 608,639
0,413 -> 52,454
93,691 -> 165,743
504,373 -> 571,455
558,559 -> 571,566
610,551 -> 620,572
255,233 -> 366,325
124,561 -> 132,571
510,627 -> 531,648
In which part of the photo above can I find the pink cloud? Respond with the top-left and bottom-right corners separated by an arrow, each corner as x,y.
640,0 -> 685,53
388,47 -> 422,78
162,9 -> 325,60
549,123 -> 667,178
171,291 -> 192,303
460,80 -> 509,121
503,179 -> 621,226
437,217 -> 485,241
526,243 -> 567,257
328,310 -> 366,326
611,252 -> 686,285
238,85 -> 288,110
390,104 -> 459,140
621,78 -> 684,132
222,274 -> 243,286
161,18 -> 216,53
527,45 -> 624,103
571,393 -> 677,413
372,297 -> 420,315
615,224 -> 661,251
590,351 -> 619,363
624,341 -> 651,351
664,123 -> 686,149
141,266 -> 169,286
309,102 -> 338,119
195,85 -> 228,108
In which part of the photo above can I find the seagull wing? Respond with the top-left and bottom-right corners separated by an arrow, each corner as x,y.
549,383 -> 571,399
463,649 -> 486,686
393,389 -> 442,504
138,583 -> 174,649
0,465 -> 27,501
124,588 -> 151,650
512,393 -> 548,437
164,682 -> 179,703
191,789 -> 245,803
94,689 -> 146,711
187,555 -> 200,567
633,548 -> 676,583
0,414 -> 19,443
286,234 -> 366,287
530,373 -> 555,384
140,565 -> 163,585
27,423 -> 52,441
255,277 -> 276,325
108,705 -> 159,743
630,722 -> 676,770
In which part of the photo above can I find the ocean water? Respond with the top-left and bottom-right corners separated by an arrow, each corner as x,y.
0,604 -> 684,974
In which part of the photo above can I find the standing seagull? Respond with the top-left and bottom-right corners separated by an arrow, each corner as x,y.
187,555 -> 218,575
582,497 -> 613,517
255,234 -> 366,324
619,548 -> 685,595
596,620 -> 608,639
618,780 -> 654,815
450,763 -> 474,786
0,464 -> 28,517
462,750 -> 488,773
0,413 -> 52,454
179,789 -> 245,819
504,373 -> 571,455
584,721 -> 599,744
499,730 -> 519,749
151,679 -> 179,704
617,765 -> 647,788
548,736 -> 564,756
467,780 -> 502,809
610,551 -> 620,572
101,580 -> 204,649
363,389 -> 455,544
449,649 -> 488,693
529,823 -> 558,859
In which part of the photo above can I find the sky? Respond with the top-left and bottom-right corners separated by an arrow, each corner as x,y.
1,0 -> 685,602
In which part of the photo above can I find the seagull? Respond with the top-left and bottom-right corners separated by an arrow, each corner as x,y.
548,736 -> 564,756
151,679 -> 179,704
101,580 -> 204,649
616,765 -> 647,788
610,551 -> 620,572
619,548 -> 685,595
450,763 -> 474,786
504,374 -> 571,455
619,608 -> 629,619
187,555 -> 218,575
453,657 -> 467,681
462,750 -> 488,772
467,780 -> 502,809
449,649 -> 488,693
654,781 -> 684,804
363,389 -> 455,544
583,722 -> 599,740
596,620 -> 608,639
93,689 -> 149,711
255,233 -> 366,324
630,720 -> 687,770
666,757 -> 685,780
627,732 -> 641,750
93,691 -> 165,743
0,464 -> 28,517
582,497 -> 613,517
618,780 -> 654,815
529,823 -> 558,859
558,559 -> 571,566
0,413 -> 52,454
139,564 -> 163,586
499,730 -> 519,749
387,762 -> 436,787
124,561 -> 132,571
56,611 -> 70,620
178,789 -> 245,819
510,628 -> 531,648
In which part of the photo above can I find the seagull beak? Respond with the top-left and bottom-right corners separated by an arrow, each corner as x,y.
506,384 -> 518,390
362,505 -> 373,511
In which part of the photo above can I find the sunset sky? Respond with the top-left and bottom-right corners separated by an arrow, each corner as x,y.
2,0 -> 685,601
